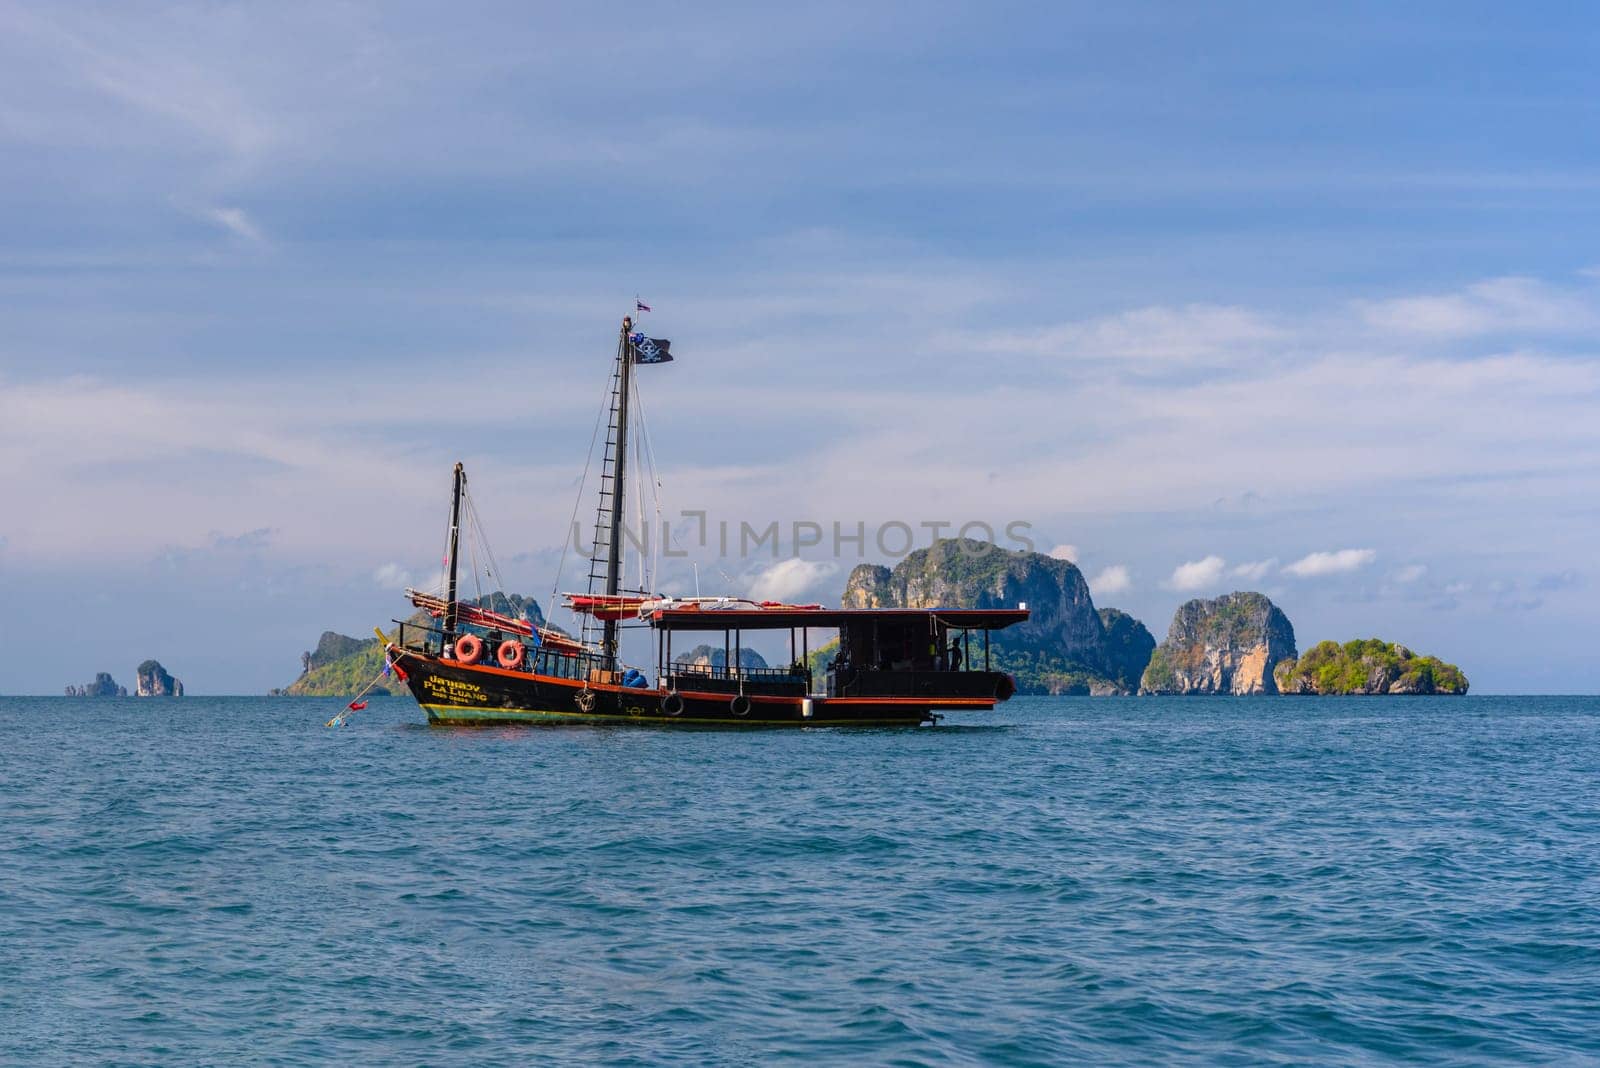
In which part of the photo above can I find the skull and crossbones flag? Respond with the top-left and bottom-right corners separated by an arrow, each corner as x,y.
629,334 -> 674,364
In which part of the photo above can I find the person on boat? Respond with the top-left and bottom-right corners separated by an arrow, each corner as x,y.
949,639 -> 963,672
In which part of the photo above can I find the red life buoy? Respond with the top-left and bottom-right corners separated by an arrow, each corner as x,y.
452,634 -> 483,664
497,640 -> 525,669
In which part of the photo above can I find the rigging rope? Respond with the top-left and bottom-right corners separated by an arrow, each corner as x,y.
628,372 -> 665,594
324,651 -> 394,728
549,357 -> 615,641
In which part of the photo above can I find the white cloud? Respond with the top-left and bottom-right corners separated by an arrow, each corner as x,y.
373,563 -> 412,589
1169,555 -> 1226,591
1048,544 -> 1078,562
199,205 -> 265,243
1284,548 -> 1377,578
978,303 -> 1283,368
1358,276 -> 1599,338
1232,558 -> 1277,582
747,558 -> 837,603
1090,564 -> 1131,596
1393,563 -> 1428,584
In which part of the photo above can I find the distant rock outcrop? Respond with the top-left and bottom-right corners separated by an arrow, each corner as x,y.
841,538 -> 1137,693
304,632 -> 369,675
1098,608 -> 1156,694
284,592 -> 552,697
1274,639 -> 1468,695
673,644 -> 769,670
135,660 -> 183,697
1140,592 -> 1297,695
66,672 -> 126,697
286,633 -> 405,697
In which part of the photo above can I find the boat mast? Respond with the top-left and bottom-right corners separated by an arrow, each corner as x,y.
443,461 -> 465,650
602,317 -> 634,668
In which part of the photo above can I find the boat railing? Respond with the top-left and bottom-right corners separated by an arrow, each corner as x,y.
666,662 -> 808,696
670,663 -> 807,682
395,619 -> 610,679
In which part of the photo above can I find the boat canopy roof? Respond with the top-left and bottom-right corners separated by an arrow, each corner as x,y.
644,606 -> 1029,632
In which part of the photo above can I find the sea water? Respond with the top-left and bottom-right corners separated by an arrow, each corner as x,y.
1,695 -> 1596,1065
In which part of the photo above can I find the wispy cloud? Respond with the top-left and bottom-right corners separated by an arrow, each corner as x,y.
1392,563 -> 1428,584
1232,558 -> 1277,582
209,527 -> 274,551
1048,544 -> 1079,562
1358,276 -> 1600,338
1534,569 -> 1581,592
1284,549 -> 1377,578
976,304 -> 1283,369
373,562 -> 412,589
198,205 -> 264,243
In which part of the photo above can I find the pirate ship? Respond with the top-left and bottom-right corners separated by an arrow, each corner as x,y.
387,315 -> 1025,726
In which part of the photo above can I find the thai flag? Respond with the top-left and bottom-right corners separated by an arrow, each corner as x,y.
636,300 -> 651,313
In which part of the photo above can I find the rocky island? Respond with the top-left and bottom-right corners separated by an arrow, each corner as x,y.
843,538 -> 1150,694
64,660 -> 184,697
674,644 -> 769,671
65,672 -> 127,697
1139,592 -> 1297,695
1274,639 -> 1468,695
842,539 -> 1466,697
135,660 -> 184,697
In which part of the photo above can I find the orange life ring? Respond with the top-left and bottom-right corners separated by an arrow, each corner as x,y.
452,634 -> 483,664
497,640 -> 525,669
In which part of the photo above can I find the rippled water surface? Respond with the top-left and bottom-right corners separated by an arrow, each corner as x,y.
2,695 -> 1598,1065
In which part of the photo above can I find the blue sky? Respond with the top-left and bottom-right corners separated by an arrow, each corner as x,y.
3,2 -> 1598,693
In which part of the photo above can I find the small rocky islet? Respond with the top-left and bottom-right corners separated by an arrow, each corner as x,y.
64,660 -> 184,697
287,538 -> 1467,698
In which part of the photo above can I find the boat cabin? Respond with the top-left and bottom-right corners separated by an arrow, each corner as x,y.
646,605 -> 1027,702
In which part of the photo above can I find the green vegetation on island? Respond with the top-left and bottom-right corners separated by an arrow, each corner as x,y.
806,638 -> 839,678
282,631 -> 405,697
279,593 -> 550,697
1274,639 -> 1469,695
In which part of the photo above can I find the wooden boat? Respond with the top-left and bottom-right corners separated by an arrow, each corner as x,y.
388,315 -> 1026,726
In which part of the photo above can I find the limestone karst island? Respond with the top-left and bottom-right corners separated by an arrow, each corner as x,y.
64,661 -> 184,697
284,539 -> 1467,699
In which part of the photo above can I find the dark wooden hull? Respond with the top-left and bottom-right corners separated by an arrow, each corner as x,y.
397,651 -> 998,727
